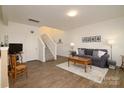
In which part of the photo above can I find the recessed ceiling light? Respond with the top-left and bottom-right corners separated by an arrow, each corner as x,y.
67,10 -> 78,17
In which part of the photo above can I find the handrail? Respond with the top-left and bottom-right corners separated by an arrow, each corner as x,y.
45,33 -> 56,46
39,36 -> 46,47
38,37 -> 46,62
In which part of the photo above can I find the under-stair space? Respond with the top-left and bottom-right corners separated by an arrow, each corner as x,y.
39,33 -> 57,62
45,45 -> 54,61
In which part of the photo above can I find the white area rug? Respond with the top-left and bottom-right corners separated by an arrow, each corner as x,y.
56,62 -> 108,83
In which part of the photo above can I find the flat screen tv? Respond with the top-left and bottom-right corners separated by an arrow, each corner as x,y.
9,43 -> 23,54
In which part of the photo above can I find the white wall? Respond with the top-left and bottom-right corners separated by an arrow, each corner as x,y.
0,21 -> 39,62
0,21 -> 7,43
66,17 -> 124,66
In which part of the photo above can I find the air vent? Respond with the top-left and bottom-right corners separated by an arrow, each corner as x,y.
28,18 -> 40,23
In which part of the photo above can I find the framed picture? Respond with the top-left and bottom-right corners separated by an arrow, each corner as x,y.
82,35 -> 101,43
96,36 -> 101,42
91,36 -> 95,42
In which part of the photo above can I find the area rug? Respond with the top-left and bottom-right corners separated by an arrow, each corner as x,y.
56,62 -> 108,83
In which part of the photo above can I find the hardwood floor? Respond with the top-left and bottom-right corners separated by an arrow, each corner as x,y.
9,56 -> 124,88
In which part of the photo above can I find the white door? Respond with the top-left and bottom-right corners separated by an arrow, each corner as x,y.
24,32 -> 38,61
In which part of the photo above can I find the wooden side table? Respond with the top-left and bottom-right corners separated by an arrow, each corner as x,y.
120,55 -> 124,70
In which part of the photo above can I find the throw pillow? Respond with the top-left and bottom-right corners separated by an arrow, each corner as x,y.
76,49 -> 78,55
85,49 -> 93,56
93,50 -> 98,57
98,51 -> 106,57
78,49 -> 85,56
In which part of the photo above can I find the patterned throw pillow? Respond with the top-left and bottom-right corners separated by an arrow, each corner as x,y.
78,49 -> 85,56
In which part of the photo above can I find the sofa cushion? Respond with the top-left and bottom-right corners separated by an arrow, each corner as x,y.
94,49 -> 107,53
85,49 -> 93,56
92,56 -> 101,61
83,55 -> 92,58
77,55 -> 92,59
92,56 -> 101,66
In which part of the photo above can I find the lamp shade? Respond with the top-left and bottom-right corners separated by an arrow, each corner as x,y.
70,42 -> 75,46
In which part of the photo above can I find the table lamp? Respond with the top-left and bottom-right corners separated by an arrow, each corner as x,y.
70,42 -> 75,51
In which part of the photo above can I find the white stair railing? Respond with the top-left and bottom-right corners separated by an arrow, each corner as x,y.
38,36 -> 46,62
41,34 -> 57,60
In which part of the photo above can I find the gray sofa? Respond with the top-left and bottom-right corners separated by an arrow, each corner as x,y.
71,48 -> 109,68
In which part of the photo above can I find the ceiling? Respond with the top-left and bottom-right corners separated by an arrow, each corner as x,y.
2,5 -> 124,30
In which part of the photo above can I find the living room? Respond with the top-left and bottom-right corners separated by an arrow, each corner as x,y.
0,1 -> 124,90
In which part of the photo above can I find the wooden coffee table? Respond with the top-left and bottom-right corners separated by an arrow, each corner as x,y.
67,56 -> 92,72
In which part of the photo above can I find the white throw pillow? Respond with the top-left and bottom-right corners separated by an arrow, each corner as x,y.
98,51 -> 106,57
76,49 -> 78,55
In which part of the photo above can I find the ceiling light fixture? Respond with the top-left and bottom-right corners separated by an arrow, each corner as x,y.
67,10 -> 78,17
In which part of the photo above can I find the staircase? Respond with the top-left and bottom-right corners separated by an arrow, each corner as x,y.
39,33 -> 57,62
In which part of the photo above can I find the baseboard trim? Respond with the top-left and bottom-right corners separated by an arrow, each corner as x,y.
57,55 -> 67,58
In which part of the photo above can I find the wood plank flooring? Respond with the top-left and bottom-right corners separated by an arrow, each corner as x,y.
9,56 -> 124,88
